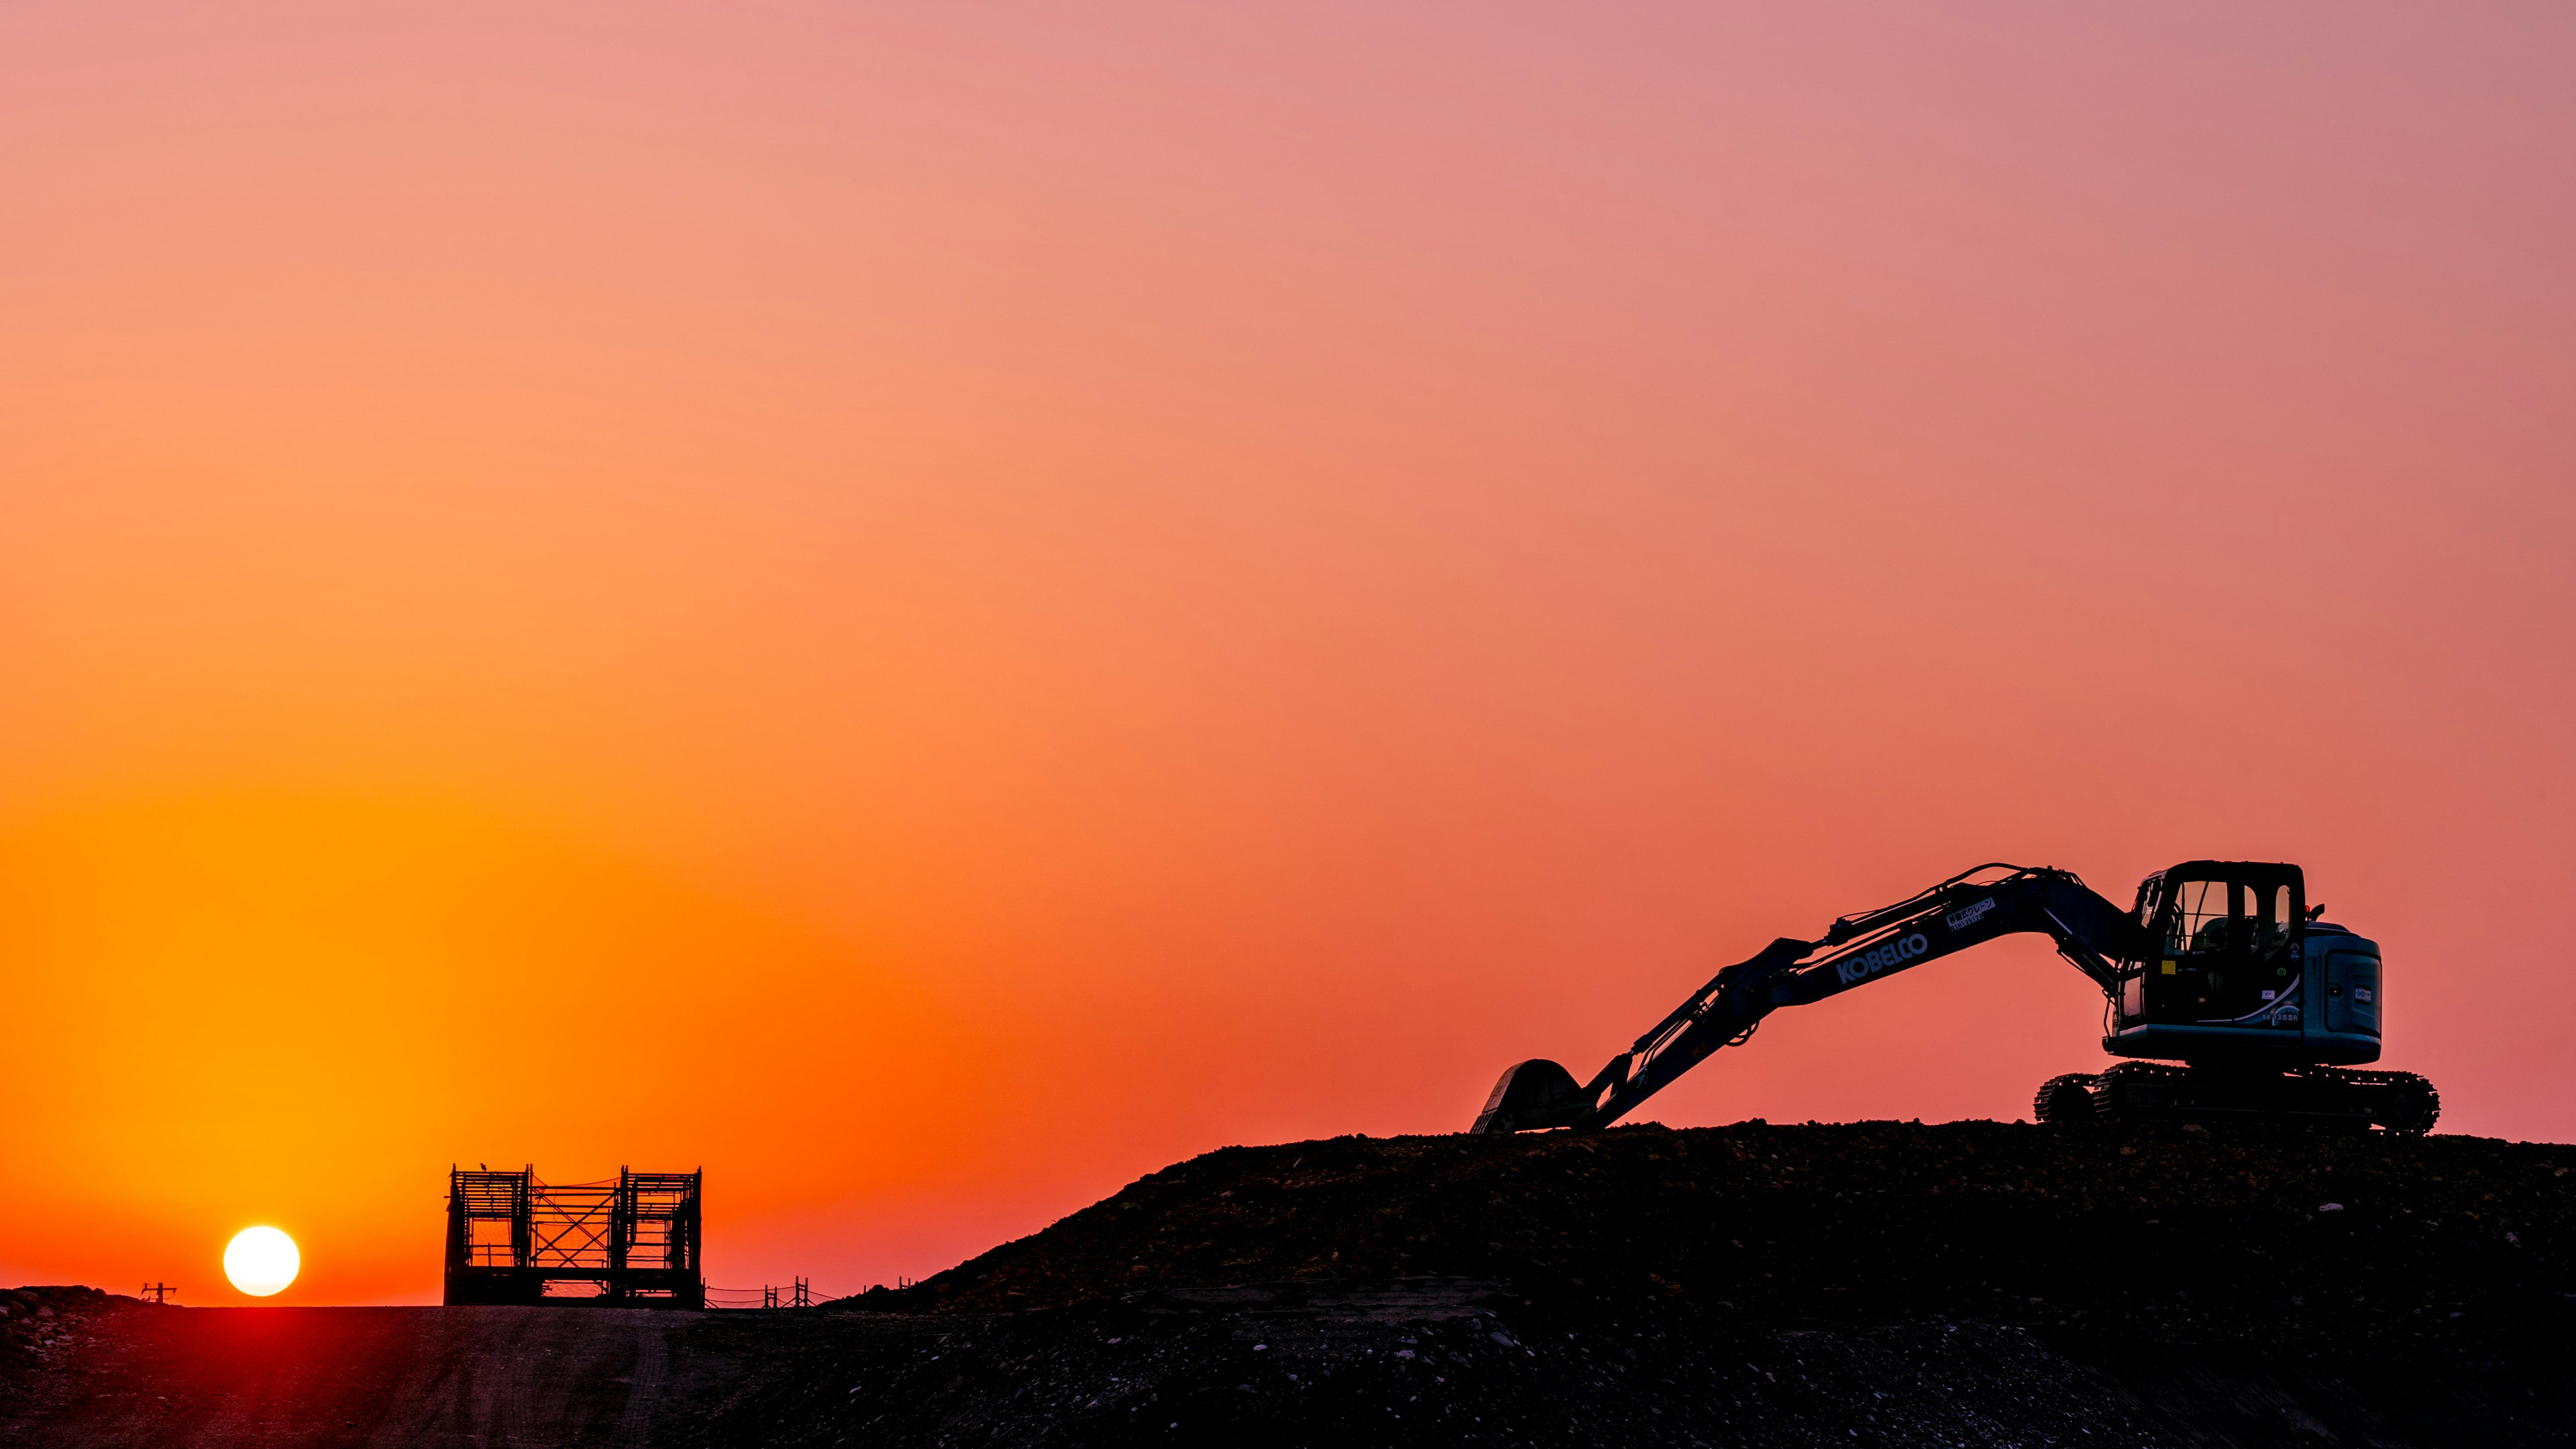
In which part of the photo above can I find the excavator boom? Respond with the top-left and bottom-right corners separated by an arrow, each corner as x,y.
1473,865 -> 2129,1134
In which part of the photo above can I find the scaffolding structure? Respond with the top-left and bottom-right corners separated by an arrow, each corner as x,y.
443,1166 -> 703,1307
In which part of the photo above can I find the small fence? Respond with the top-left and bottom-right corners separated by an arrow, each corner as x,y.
701,1275 -> 917,1309
703,1277 -> 827,1309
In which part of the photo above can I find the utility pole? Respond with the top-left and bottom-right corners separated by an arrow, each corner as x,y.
140,1283 -> 175,1305
792,1276 -> 810,1308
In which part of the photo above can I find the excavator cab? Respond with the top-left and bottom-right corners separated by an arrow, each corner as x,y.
2106,861 -> 2380,1066
2129,863 -> 2302,1027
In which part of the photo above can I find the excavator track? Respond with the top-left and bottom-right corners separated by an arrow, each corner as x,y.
2328,1067 -> 2443,1134
2057,1061 -> 2439,1134
2033,1073 -> 2102,1125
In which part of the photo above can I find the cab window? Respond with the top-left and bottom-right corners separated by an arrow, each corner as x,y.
2263,883 -> 2295,957
2165,879 -> 2237,957
2136,871 -> 2300,1024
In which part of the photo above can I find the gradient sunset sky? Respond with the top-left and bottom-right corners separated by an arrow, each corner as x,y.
4,3 -> 2571,1305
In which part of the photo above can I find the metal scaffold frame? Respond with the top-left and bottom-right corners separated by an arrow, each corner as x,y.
443,1165 -> 704,1308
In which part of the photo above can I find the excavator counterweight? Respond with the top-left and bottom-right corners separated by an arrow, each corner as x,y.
1470,861 -> 2437,1136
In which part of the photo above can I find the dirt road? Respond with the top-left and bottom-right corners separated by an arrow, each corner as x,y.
1,1305 -> 702,1448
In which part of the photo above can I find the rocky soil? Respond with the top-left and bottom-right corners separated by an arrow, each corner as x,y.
0,1288 -> 125,1395
9,1122 -> 2576,1446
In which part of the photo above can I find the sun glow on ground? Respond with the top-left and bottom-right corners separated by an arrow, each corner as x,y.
223,1226 -> 300,1297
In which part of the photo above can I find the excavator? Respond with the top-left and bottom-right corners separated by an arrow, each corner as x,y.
1470,861 -> 2438,1135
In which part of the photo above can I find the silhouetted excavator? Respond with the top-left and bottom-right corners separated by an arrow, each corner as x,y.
1470,861 -> 2438,1134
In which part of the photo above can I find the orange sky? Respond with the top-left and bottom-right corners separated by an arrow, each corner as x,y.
4,3 -> 2573,1305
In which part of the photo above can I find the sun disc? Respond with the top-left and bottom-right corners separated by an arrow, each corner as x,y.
223,1226 -> 300,1297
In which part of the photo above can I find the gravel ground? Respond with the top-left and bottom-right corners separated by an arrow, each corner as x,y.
665,1285 -> 2192,1448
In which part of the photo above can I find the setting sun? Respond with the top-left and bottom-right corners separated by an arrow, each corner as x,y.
222,1226 -> 300,1298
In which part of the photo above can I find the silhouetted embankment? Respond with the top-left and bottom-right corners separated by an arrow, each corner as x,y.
10,1122 -> 2576,1446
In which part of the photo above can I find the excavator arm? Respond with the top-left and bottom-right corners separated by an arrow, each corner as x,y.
1470,864 -> 2137,1134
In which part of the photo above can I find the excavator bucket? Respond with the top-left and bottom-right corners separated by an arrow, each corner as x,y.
1470,1059 -> 1596,1134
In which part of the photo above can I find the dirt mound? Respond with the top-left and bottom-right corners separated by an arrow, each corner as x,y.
858,1120 -> 2576,1354
672,1120 -> 2576,1446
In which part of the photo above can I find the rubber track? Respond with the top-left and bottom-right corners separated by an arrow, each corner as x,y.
2031,1073 -> 2100,1125
2076,1061 -> 2439,1133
